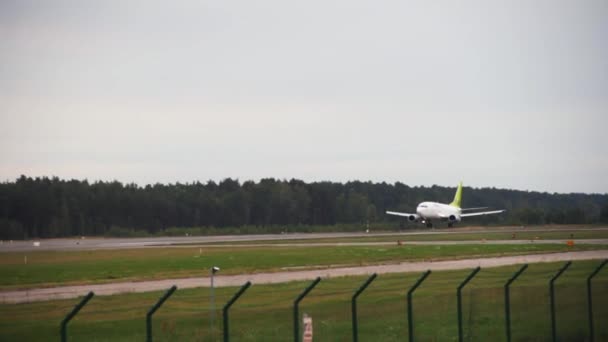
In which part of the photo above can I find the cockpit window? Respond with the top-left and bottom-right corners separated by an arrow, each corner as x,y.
419,205 -> 428,208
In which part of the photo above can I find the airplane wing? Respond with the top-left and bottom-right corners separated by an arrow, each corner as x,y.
461,207 -> 488,212
386,210 -> 416,217
460,210 -> 505,217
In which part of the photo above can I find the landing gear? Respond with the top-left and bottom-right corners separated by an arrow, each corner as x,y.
426,222 -> 433,228
448,223 -> 453,228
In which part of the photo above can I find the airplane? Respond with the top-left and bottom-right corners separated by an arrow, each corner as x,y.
386,182 -> 505,228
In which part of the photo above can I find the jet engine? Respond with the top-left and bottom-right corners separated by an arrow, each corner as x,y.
448,214 -> 461,222
408,214 -> 420,222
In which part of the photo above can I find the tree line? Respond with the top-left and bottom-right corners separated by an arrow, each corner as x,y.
1,175 -> 607,239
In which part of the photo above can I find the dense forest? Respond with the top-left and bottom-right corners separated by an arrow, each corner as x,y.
1,176 -> 607,239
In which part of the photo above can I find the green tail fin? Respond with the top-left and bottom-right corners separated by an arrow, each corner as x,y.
450,182 -> 463,208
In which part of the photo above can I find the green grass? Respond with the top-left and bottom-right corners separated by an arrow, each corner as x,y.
1,260 -> 607,341
0,244 -> 605,290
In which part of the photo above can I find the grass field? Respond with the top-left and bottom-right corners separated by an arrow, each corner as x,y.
1,228 -> 606,340
0,244 -> 605,290
0,260 -> 606,341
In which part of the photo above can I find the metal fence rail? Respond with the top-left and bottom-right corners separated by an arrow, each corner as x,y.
60,291 -> 94,342
505,264 -> 528,342
587,260 -> 608,342
294,277 -> 321,342
352,273 -> 377,342
223,281 -> 251,342
146,285 -> 177,342
407,270 -> 431,342
549,262 -> 571,342
457,267 -> 480,342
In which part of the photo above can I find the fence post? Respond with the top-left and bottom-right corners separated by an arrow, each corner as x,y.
146,285 -> 177,342
222,281 -> 251,342
60,291 -> 94,342
352,273 -> 377,342
505,264 -> 527,342
457,267 -> 481,342
550,261 -> 571,342
294,277 -> 321,342
407,270 -> 431,342
588,259 -> 607,342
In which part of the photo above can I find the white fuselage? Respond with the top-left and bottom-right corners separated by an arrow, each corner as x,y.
416,201 -> 461,221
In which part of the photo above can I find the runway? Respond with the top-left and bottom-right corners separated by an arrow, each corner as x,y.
205,239 -> 608,248
2,250 -> 607,304
2,226 -> 607,252
0,232 -> 425,252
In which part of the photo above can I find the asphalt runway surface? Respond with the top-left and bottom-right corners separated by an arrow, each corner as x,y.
208,239 -> 608,248
2,226 -> 607,252
0,232 -> 428,252
2,250 -> 606,304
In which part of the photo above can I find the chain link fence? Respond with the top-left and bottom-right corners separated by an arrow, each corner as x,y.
2,261 -> 607,341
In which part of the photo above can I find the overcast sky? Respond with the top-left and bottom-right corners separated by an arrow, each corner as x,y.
1,0 -> 607,194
